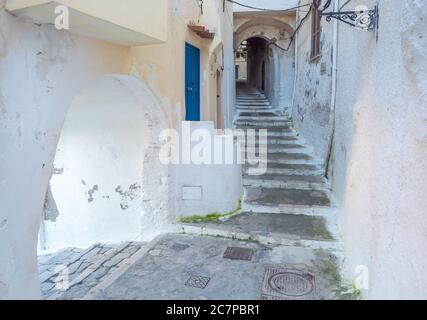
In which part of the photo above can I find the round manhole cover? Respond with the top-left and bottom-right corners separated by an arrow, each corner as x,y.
268,272 -> 314,297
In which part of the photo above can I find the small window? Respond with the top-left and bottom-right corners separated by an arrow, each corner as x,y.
311,0 -> 321,61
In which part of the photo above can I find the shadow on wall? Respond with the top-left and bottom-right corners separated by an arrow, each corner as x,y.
39,75 -> 171,253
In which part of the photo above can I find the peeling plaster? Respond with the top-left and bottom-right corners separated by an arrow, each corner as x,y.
87,185 -> 99,203
115,183 -> 141,210
0,219 -> 8,230
43,185 -> 59,222
53,167 -> 64,175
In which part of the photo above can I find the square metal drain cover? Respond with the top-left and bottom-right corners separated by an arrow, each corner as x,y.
185,275 -> 210,289
261,267 -> 316,300
223,247 -> 255,261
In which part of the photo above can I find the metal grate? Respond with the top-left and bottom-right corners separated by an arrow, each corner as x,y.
223,247 -> 255,261
261,267 -> 316,300
185,275 -> 211,289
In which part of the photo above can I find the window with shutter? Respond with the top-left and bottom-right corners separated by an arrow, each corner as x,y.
311,0 -> 321,62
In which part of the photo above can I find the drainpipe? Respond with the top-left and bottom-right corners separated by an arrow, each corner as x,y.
324,0 -> 339,178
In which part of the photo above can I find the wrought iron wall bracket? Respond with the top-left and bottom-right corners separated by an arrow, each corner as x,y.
320,5 -> 379,41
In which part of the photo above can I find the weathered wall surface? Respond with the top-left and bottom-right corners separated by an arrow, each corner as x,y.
330,0 -> 427,299
40,75 -> 171,253
174,122 -> 242,218
0,1 -> 130,298
0,0 -> 239,299
292,1 -> 334,164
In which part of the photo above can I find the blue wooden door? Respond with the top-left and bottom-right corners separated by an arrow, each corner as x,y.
185,43 -> 200,121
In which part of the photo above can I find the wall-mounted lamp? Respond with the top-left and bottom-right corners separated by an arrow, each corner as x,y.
320,2 -> 379,41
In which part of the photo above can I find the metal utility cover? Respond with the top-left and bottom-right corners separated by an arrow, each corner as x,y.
185,275 -> 210,289
223,247 -> 255,261
261,267 -> 316,300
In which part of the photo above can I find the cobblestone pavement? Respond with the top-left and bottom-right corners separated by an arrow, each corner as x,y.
88,234 -> 356,300
38,242 -> 147,300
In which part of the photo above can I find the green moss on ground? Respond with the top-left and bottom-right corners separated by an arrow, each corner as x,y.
319,256 -> 364,300
178,199 -> 242,223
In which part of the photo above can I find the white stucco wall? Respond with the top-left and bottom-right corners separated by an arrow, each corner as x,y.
0,1 -> 130,298
40,75 -> 172,253
0,0 -> 240,299
174,121 -> 243,217
330,0 -> 427,299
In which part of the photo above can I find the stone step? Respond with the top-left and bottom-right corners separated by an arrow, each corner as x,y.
236,106 -> 271,110
245,162 -> 322,172
236,107 -> 273,112
177,212 -> 337,249
245,145 -> 313,154
246,152 -> 315,161
236,127 -> 298,139
234,120 -> 292,127
235,125 -> 294,131
254,167 -> 324,176
244,187 -> 331,208
236,104 -> 271,108
238,112 -> 280,117
243,174 -> 328,190
235,116 -> 291,121
236,100 -> 270,106
244,136 -> 306,144
236,98 -> 268,101
236,102 -> 269,106
236,93 -> 267,99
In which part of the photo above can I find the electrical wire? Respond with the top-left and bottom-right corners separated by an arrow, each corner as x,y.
227,0 -> 312,13
340,0 -> 353,11
268,4 -> 313,52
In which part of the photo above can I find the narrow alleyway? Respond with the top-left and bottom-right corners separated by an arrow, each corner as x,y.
37,89 -> 355,300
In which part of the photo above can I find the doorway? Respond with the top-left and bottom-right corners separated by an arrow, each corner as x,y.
185,43 -> 201,121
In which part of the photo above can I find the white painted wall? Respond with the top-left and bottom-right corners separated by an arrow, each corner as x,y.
40,75 -> 172,253
330,0 -> 427,299
0,2 -> 130,298
6,0 -> 168,45
287,0 -> 427,298
0,0 -> 240,299
174,121 -> 243,217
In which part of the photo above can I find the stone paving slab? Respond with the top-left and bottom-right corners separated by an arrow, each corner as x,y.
38,242 -> 147,300
93,234 -> 353,300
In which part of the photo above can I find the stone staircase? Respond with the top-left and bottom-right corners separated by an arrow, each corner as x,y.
178,90 -> 338,250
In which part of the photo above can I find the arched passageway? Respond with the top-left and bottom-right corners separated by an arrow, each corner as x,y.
234,14 -> 295,111
39,75 -> 171,253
